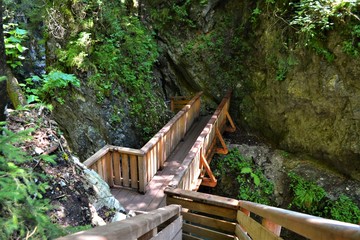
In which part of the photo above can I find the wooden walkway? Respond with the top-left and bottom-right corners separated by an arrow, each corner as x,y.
111,115 -> 211,211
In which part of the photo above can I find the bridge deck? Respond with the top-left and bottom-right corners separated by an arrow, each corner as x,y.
111,115 -> 211,211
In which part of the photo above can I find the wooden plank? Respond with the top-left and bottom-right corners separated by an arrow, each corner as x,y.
138,155 -> 146,193
182,211 -> 236,234
262,219 -> 282,236
183,223 -> 234,240
173,230 -> 182,240
96,159 -> 103,179
113,151 -> 122,186
108,145 -> 144,156
167,197 -> 237,220
152,216 -> 182,240
83,145 -> 111,167
239,200 -> 360,240
122,153 -> 130,187
105,152 -> 114,187
235,224 -> 251,240
165,188 -> 239,210
200,152 -> 217,187
225,111 -> 236,132
130,155 -> 138,189
182,233 -> 203,240
237,210 -> 283,240
57,205 -> 181,240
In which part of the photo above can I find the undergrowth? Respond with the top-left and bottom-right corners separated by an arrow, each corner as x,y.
288,172 -> 360,224
0,123 -> 63,239
214,148 -> 274,205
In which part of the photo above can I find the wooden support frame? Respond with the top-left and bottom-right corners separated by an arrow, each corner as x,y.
215,127 -> 228,155
200,152 -> 217,187
225,111 -> 236,133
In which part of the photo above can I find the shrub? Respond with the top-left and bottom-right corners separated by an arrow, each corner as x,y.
215,148 -> 274,205
0,124 -> 63,239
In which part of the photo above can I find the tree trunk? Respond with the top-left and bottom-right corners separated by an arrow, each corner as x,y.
0,0 -> 8,121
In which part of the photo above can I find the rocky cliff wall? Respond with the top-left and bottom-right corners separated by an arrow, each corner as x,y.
141,0 -> 360,180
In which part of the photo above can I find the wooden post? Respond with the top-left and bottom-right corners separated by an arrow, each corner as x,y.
105,152 -> 114,187
113,151 -> 122,186
138,154 -> 147,193
262,218 -> 282,236
130,155 -> 138,189
122,153 -> 130,187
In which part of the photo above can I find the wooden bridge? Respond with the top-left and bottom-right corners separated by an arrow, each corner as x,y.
59,92 -> 360,240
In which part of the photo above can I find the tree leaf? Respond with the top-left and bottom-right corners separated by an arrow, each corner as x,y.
241,167 -> 252,174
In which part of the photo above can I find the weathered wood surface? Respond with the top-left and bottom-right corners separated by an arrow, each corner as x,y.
111,116 -> 210,211
239,200 -> 360,240
57,205 -> 181,240
169,90 -> 234,190
163,189 -> 360,240
84,92 -> 202,192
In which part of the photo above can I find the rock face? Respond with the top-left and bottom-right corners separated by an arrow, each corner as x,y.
241,31 -> 360,181
141,0 -> 360,180
52,86 -> 139,161
213,144 -> 360,208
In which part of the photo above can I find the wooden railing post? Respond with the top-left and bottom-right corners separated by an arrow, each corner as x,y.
138,154 -> 147,193
262,218 -> 282,236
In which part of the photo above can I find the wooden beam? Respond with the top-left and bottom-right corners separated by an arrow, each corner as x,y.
83,145 -> 111,167
200,152 -> 217,187
235,224 -> 252,240
165,188 -> 239,210
237,211 -> 283,240
113,151 -> 122,186
182,212 -> 236,234
238,200 -> 360,240
167,197 -> 237,220
215,126 -> 228,155
183,223 -> 234,240
225,111 -> 236,132
57,205 -> 181,240
262,219 -> 282,236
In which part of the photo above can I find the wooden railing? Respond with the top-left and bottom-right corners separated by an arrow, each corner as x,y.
170,95 -> 194,112
57,204 -> 182,240
169,91 -> 235,190
84,92 -> 202,193
165,188 -> 360,240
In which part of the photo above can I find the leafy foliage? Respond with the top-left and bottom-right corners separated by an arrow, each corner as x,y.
288,172 -> 360,224
288,172 -> 326,215
215,148 -> 274,205
47,1 -> 167,141
326,195 -> 360,224
23,71 -> 80,105
0,124 -> 63,239
4,24 -> 28,69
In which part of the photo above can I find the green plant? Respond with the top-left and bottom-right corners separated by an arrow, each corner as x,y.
288,172 -> 326,215
24,71 -> 80,105
251,7 -> 262,24
276,55 -> 298,81
215,148 -> 274,205
0,123 -> 63,239
4,24 -> 28,69
326,195 -> 360,224
342,24 -> 360,57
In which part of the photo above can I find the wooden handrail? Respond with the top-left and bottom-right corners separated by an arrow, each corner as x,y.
57,204 -> 182,240
83,92 -> 202,193
165,188 -> 360,240
238,200 -> 360,240
169,90 -> 233,190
